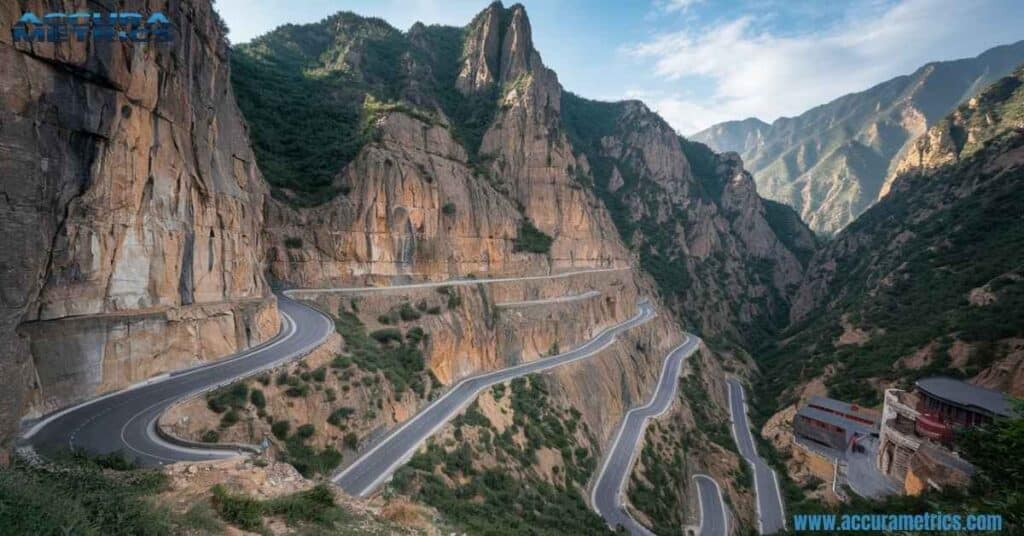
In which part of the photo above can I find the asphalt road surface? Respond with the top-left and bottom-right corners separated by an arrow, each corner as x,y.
694,474 -> 729,536
727,378 -> 786,534
334,300 -> 657,497
22,296 -> 334,465
590,335 -> 701,535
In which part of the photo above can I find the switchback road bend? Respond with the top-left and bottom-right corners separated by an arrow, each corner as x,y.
23,296 -> 333,465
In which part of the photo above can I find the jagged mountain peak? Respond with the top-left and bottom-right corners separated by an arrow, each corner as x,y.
457,1 -> 538,94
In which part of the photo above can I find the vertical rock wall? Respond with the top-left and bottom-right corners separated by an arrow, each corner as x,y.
0,0 -> 277,446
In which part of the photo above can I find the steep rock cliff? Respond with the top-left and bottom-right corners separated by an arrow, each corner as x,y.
260,3 -> 631,286
0,0 -> 277,447
562,96 -> 817,345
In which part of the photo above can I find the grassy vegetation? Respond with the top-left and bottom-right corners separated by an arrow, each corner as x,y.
335,308 -> 432,396
680,360 -> 733,451
0,453 -> 212,535
627,424 -> 688,536
392,375 -> 610,535
281,432 -> 343,477
512,220 -> 554,254
230,10 -> 510,206
212,483 -> 355,532
206,382 -> 249,413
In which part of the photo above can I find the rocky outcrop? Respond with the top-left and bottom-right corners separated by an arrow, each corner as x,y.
693,41 -> 1024,234
882,68 -> 1024,196
263,6 -> 634,290
562,95 -> 817,344
264,112 -> 541,285
0,0 -> 277,446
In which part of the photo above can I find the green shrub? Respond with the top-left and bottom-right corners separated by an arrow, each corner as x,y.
377,314 -> 392,325
512,220 -> 554,254
406,326 -> 426,344
442,202 -> 456,215
220,409 -> 240,429
212,484 -> 264,531
285,382 -> 310,398
275,371 -> 289,385
250,389 -> 266,409
207,383 -> 249,414
416,299 -> 429,312
447,293 -> 462,309
282,437 -> 343,477
335,309 -> 427,394
211,481 -> 347,530
370,328 -> 403,344
311,367 -> 327,382
343,433 -> 359,450
426,305 -> 442,315
283,236 -> 303,249
0,454 -> 178,534
331,355 -> 352,369
256,374 -> 271,386
328,407 -> 356,427
271,420 -> 290,440
399,302 -> 421,321
201,429 -> 221,443
296,424 -> 316,439
263,484 -> 341,526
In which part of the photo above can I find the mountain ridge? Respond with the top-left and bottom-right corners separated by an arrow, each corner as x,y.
693,39 -> 1024,234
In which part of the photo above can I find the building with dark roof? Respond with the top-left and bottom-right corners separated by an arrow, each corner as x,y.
915,377 -> 1013,427
877,377 -> 1018,495
794,396 -> 880,451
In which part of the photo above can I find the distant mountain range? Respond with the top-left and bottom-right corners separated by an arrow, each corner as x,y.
693,40 -> 1024,234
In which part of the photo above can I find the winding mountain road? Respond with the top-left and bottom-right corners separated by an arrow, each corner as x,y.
334,300 -> 657,497
20,267 -> 729,536
727,378 -> 786,534
589,336 -> 702,535
22,296 -> 334,465
694,474 -> 729,536
21,269 -> 623,465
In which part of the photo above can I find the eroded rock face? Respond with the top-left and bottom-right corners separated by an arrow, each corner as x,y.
562,96 -> 817,343
265,4 -> 632,287
0,0 -> 277,444
264,112 -> 553,285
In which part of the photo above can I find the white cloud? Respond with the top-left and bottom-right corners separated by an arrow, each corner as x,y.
658,0 -> 704,13
627,0 -> 1024,134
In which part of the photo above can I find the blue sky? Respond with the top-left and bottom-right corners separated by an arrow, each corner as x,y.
216,0 -> 1024,134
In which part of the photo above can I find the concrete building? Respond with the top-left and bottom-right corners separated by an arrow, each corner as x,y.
877,377 -> 1013,495
793,396 -> 880,451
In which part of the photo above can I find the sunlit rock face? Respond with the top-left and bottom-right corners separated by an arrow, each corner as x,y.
0,0 -> 278,444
